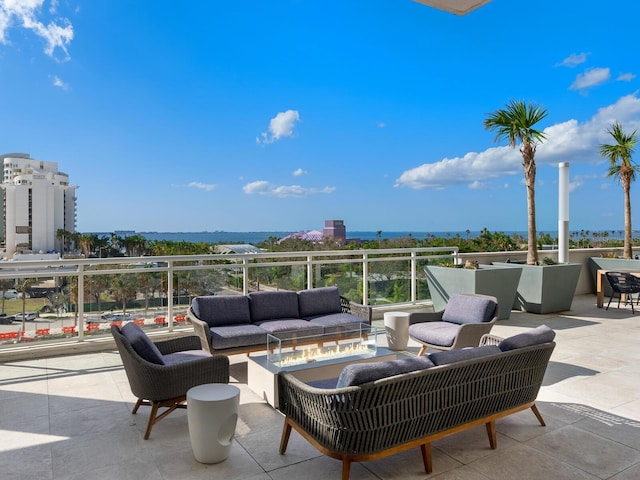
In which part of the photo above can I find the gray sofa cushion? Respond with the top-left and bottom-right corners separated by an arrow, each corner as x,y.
120,323 -> 165,365
441,294 -> 496,325
498,325 -> 556,352
249,291 -> 299,322
162,349 -> 212,365
191,295 -> 251,327
254,319 -> 324,339
429,345 -> 501,366
408,321 -> 461,348
298,287 -> 342,317
308,313 -> 365,334
336,356 -> 435,388
209,324 -> 267,350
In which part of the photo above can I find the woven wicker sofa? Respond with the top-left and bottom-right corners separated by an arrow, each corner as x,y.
278,325 -> 556,479
187,287 -> 372,355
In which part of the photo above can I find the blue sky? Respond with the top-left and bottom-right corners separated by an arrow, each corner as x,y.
2,0 -> 640,235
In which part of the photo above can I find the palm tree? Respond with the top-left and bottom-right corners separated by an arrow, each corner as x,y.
599,121 -> 639,259
484,100 -> 548,265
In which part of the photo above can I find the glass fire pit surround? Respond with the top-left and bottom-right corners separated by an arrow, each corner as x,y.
267,323 -> 379,369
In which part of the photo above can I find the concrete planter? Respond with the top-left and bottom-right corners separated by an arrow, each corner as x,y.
493,262 -> 582,314
588,257 -> 640,296
424,264 -> 522,320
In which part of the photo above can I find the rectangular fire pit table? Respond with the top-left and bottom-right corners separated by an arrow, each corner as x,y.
247,325 -> 408,407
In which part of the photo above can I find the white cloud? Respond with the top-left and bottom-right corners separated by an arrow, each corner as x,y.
0,0 -> 74,61
570,67 -> 610,90
51,74 -> 68,89
243,180 -> 335,198
257,109 -> 301,144
395,93 -> 640,190
188,181 -> 216,191
377,122 -> 386,128
293,168 -> 307,176
557,52 -> 590,68
618,72 -> 636,82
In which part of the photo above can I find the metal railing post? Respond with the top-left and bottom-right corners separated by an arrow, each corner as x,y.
307,255 -> 313,289
362,252 -> 369,306
167,260 -> 174,331
411,251 -> 417,303
77,264 -> 85,340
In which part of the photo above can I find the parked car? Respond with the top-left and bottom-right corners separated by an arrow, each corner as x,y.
100,312 -> 133,322
0,314 -> 15,325
14,312 -> 37,322
2,289 -> 22,299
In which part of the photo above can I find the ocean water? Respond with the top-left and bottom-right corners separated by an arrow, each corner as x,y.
132,230 -> 530,245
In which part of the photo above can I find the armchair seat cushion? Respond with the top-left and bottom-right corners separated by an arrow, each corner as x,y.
209,324 -> 267,350
120,322 -> 165,365
408,321 -> 461,348
162,349 -> 212,366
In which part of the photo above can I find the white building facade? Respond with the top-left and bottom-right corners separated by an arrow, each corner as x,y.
0,153 -> 77,258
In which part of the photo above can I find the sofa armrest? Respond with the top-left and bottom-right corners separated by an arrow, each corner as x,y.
187,307 -> 214,353
408,311 -> 445,325
340,296 -> 372,323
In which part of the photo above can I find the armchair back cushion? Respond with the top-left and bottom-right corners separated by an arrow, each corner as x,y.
297,287 -> 342,318
249,290 -> 299,322
498,324 -> 556,352
191,295 -> 251,327
120,322 -> 165,365
441,294 -> 497,325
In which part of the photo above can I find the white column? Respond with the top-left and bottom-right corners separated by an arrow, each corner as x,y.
558,162 -> 570,263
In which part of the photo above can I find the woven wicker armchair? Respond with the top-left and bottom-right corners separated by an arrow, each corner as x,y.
111,325 -> 229,439
408,293 -> 498,355
278,337 -> 554,479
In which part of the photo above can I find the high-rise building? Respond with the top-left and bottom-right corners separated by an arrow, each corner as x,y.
323,220 -> 346,244
0,153 -> 77,258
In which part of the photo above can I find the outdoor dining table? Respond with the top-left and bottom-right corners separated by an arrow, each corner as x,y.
595,268 -> 640,308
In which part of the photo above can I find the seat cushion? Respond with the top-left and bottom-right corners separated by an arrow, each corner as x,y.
253,319 -> 324,339
249,291 -> 299,322
162,349 -> 212,365
297,287 -> 342,317
308,313 -> 365,334
191,295 -> 251,327
209,324 -> 267,350
120,323 -> 165,365
442,294 -> 497,325
408,321 -> 461,348
429,345 -> 501,366
336,356 -> 434,388
498,325 -> 556,352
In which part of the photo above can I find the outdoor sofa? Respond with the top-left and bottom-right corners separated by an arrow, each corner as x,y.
187,287 -> 372,355
278,325 -> 556,479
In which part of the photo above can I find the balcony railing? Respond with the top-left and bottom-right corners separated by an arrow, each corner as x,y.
0,246 -> 458,349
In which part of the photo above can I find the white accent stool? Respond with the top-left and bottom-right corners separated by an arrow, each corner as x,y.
383,311 -> 411,351
187,383 -> 240,464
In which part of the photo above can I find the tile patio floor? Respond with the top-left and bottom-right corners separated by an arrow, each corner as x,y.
1,294 -> 639,480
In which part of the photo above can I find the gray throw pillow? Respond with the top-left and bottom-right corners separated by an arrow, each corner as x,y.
498,325 -> 556,352
429,345 -> 501,366
336,356 -> 434,388
120,322 -> 165,365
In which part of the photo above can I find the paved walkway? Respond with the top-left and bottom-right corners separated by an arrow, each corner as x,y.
1,294 -> 639,479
